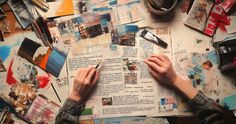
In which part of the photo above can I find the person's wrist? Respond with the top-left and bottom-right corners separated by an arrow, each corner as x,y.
69,91 -> 81,102
170,73 -> 180,86
172,76 -> 198,99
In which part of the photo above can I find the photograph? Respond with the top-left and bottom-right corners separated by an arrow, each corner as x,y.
0,57 -> 6,72
124,73 -> 137,84
122,58 -> 138,71
24,94 -> 60,123
111,26 -> 136,46
102,97 -> 113,106
7,0 -> 35,29
185,0 -> 213,31
0,98 -> 28,123
77,0 -> 87,14
8,83 -> 37,116
158,97 -> 177,113
57,13 -> 113,44
18,38 -> 68,77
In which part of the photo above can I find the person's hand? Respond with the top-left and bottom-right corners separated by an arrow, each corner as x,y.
69,66 -> 99,102
144,54 -> 178,86
144,54 -> 198,99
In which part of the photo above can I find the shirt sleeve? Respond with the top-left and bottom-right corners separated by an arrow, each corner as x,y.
189,91 -> 225,124
55,98 -> 85,124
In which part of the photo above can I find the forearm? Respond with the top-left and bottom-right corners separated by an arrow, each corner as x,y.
172,76 -> 225,124
55,98 -> 85,124
172,76 -> 198,100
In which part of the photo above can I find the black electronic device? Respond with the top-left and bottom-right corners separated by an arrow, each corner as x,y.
214,37 -> 236,74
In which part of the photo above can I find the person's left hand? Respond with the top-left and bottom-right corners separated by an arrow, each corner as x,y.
69,66 -> 99,103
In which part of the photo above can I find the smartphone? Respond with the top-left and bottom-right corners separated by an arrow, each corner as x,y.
140,29 -> 168,48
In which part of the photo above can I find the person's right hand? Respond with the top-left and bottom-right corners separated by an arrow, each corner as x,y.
144,54 -> 178,86
144,54 -> 198,99
69,66 -> 99,103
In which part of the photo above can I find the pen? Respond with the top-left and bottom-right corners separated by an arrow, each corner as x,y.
95,61 -> 103,70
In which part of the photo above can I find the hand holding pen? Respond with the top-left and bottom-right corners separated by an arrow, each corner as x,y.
69,62 -> 102,102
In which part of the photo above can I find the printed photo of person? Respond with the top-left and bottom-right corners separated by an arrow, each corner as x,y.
102,97 -> 113,106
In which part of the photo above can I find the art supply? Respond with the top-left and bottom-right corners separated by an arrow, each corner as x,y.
95,61 -> 103,71
31,0 -> 49,12
32,16 -> 53,48
140,29 -> 168,48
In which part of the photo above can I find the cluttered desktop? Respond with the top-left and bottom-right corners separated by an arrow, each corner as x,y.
0,0 -> 236,123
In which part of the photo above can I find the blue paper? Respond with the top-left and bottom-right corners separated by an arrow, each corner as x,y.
223,94 -> 236,110
207,50 -> 219,65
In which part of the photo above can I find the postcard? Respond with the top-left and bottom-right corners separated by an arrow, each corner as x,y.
17,38 -> 68,77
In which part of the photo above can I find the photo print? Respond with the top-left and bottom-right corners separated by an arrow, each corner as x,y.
17,37 -> 68,77
184,0 -> 213,31
111,25 -> 138,46
8,83 -> 37,116
77,0 -> 87,14
124,73 -> 137,84
57,13 -> 113,44
0,96 -> 28,124
0,57 -> 6,72
7,0 -> 36,29
102,97 -> 113,106
122,58 -> 138,71
24,94 -> 60,123
158,97 -> 177,113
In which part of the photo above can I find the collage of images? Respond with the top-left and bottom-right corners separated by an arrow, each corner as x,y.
57,13 -> 113,44
0,94 -> 60,123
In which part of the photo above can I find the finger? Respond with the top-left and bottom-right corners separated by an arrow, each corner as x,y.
85,69 -> 96,84
150,54 -> 168,62
144,60 -> 164,73
74,69 -> 82,83
147,66 -> 161,81
80,68 -> 92,81
92,70 -> 99,85
146,57 -> 164,66
162,54 -> 171,62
